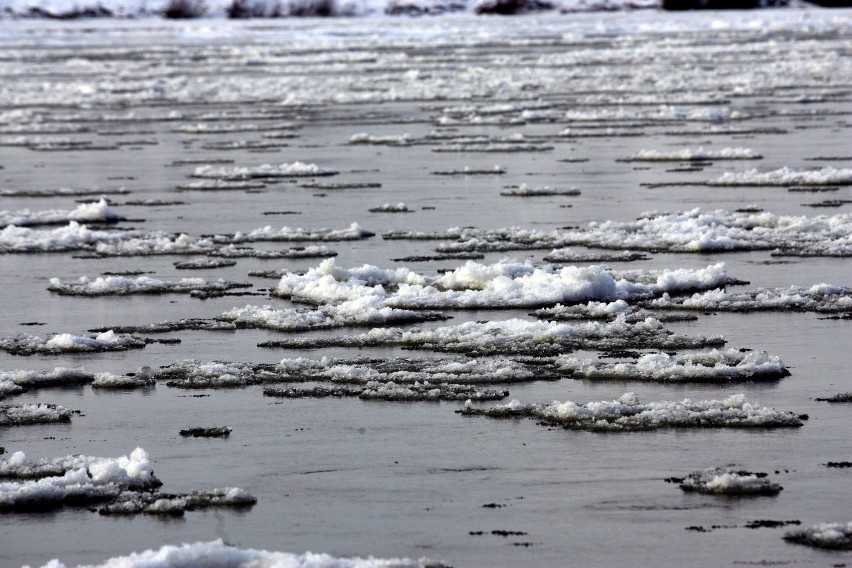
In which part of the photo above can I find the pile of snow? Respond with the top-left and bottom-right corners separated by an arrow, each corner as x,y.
648,285 -> 852,313
0,331 -> 146,355
259,316 -> 725,356
557,349 -> 789,382
220,298 -> 446,332
0,403 -> 72,426
622,147 -> 761,162
0,199 -> 124,228
48,276 -> 251,296
192,162 -> 337,180
34,540 -> 428,568
459,392 -> 804,431
784,521 -> 852,550
676,467 -> 782,495
273,258 -> 727,310
712,167 -> 852,187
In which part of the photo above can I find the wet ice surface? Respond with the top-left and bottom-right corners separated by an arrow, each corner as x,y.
0,9 -> 850,568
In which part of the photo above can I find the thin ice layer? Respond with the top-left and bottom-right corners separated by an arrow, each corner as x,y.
459,392 -> 804,431
259,316 -> 725,356
556,349 -> 789,383
36,539 -> 428,568
48,276 -> 252,296
647,285 -> 852,313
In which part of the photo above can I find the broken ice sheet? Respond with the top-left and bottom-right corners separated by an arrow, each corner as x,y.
191,161 -> 337,180
0,198 -> 125,229
0,403 -> 73,426
458,393 -> 804,432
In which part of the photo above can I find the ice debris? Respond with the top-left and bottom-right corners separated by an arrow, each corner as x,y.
621,147 -> 762,162
783,521 -> 852,550
500,184 -> 581,197
179,427 -> 231,438
675,467 -> 782,495
556,349 -> 789,383
212,222 -> 374,244
712,167 -> 852,187
458,393 -> 804,432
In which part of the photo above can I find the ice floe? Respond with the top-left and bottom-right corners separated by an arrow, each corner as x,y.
500,184 -> 581,197
173,258 -> 237,270
674,467 -> 782,496
192,161 -> 337,181
350,132 -> 413,146
712,167 -> 852,187
220,299 -> 448,332
0,367 -> 95,392
0,403 -> 73,426
647,285 -> 852,314
34,540 -> 430,568
556,349 -> 789,383
621,147 -> 762,162
213,223 -> 374,244
783,521 -> 852,550
0,199 -> 124,229
179,427 -> 231,438
0,448 -> 159,486
0,331 -> 147,355
534,299 -> 697,323
48,276 -> 252,296
92,370 -> 156,389
423,209 -> 851,256
265,380 -> 509,401
259,317 -> 725,356
156,360 -> 259,389
272,258 -> 727,310
369,203 -> 411,213
98,487 -> 256,516
459,393 -> 804,431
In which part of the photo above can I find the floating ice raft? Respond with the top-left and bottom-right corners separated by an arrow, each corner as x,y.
37,540 -> 431,568
783,521 -> 852,550
0,199 -> 124,229
273,258 -> 728,309
674,467 -> 782,496
48,276 -> 252,296
265,380 -> 508,402
647,285 -> 852,313
556,349 -> 789,383
0,448 -> 160,486
192,161 -> 337,180
0,403 -> 72,426
259,316 -> 725,356
712,167 -> 852,187
400,209 -> 850,257
620,147 -> 762,162
220,299 -> 448,333
0,331 -> 147,355
458,393 -> 804,432
211,222 -> 375,244
534,299 -> 697,323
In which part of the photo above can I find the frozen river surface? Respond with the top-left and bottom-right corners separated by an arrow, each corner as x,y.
0,8 -> 850,568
